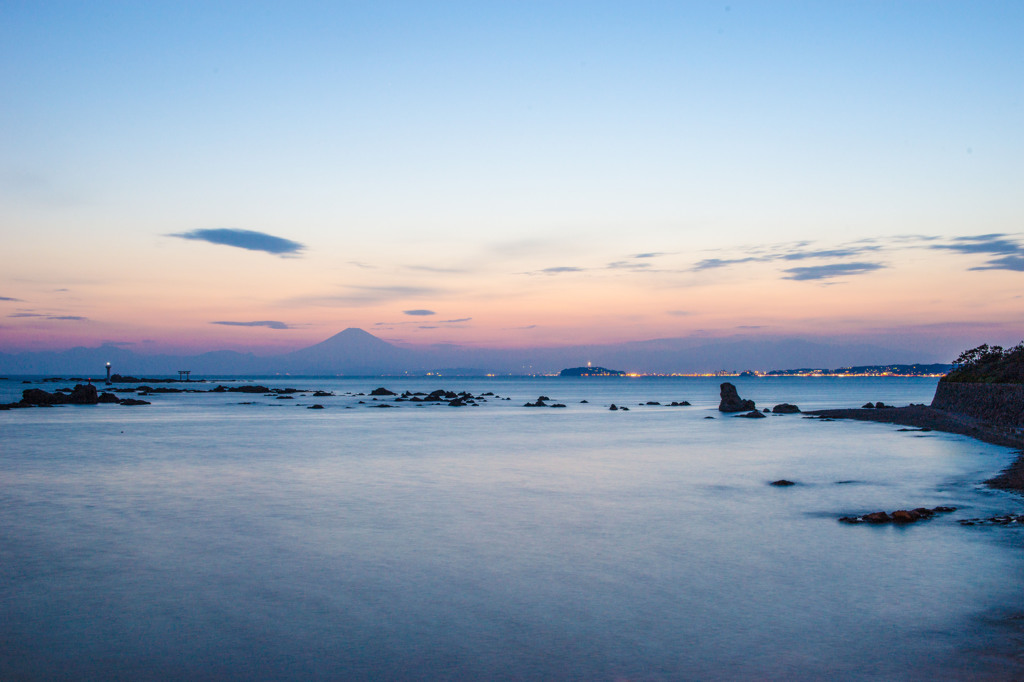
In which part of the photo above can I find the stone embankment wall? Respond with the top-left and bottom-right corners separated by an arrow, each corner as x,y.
931,381 -> 1024,427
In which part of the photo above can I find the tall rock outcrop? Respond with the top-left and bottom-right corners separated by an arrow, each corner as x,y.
719,382 -> 756,413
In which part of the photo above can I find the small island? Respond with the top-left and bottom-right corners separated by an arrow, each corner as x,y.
559,366 -> 626,377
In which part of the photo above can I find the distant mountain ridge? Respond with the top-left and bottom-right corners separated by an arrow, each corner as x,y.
0,328 -> 943,376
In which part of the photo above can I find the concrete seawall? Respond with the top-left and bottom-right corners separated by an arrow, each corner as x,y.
931,381 -> 1024,427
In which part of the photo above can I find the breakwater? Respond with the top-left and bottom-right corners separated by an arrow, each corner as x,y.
931,381 -> 1024,427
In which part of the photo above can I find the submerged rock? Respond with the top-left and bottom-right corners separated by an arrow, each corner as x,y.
770,479 -> 796,486
772,403 -> 801,414
839,506 -> 956,524
736,410 -> 766,419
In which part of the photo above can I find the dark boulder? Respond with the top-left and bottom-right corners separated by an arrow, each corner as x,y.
719,382 -> 755,412
308,404 -> 325,409
370,387 -> 396,396
231,385 -> 271,394
862,402 -> 876,409
21,388 -> 67,405
119,398 -> 150,406
772,403 -> 801,414
770,479 -> 796,486
98,392 -> 120,404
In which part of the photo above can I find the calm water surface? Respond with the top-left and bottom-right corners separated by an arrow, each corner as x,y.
2,377 -> 1024,680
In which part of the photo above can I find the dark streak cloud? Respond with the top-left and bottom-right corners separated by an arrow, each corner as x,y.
782,262 -> 885,281
295,286 -> 441,307
211,320 -> 292,330
403,309 -> 436,316
540,266 -> 585,274
0,296 -> 22,301
9,311 -> 88,321
606,261 -> 652,270
170,228 -> 305,256
779,247 -> 880,261
441,317 -> 472,323
970,255 -> 1024,272
931,233 -> 1024,272
691,257 -> 761,271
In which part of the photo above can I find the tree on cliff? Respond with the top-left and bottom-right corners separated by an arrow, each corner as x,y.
944,342 -> 1024,383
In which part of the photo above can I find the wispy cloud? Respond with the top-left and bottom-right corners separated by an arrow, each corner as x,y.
405,264 -> 470,274
0,296 -> 22,301
970,255 -> 1024,272
932,233 -> 1020,255
778,247 -> 881,261
540,266 -> 585,274
211,320 -> 292,330
8,311 -> 88,321
441,317 -> 472,323
667,310 -> 691,316
691,257 -> 761,271
782,262 -> 885,281
606,261 -> 652,270
347,261 -> 376,269
403,309 -> 435,316
294,285 -> 442,307
931,233 -> 1024,271
170,228 -> 305,256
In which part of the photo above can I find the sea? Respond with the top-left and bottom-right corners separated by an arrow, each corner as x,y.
2,375 -> 1024,680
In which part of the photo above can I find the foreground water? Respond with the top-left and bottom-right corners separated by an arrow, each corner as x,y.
3,376 -> 1024,680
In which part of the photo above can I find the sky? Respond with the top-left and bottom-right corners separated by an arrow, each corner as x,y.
2,1 -> 1022,360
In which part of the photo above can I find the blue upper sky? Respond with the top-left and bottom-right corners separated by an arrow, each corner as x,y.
1,1 -> 1022,357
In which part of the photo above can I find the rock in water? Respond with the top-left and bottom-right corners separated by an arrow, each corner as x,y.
772,403 -> 801,414
719,382 -> 755,412
68,384 -> 99,404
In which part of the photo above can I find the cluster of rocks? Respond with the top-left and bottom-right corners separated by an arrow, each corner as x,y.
958,514 -> 1024,527
718,383 -> 800,419
861,401 -> 893,409
353,388 -> 503,407
608,404 -> 630,411
839,506 -> 956,524
1,385 -> 150,409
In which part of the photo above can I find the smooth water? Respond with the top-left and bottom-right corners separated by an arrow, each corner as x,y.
3,377 -> 1024,680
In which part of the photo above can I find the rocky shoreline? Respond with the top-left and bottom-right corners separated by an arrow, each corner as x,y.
806,405 -> 1024,491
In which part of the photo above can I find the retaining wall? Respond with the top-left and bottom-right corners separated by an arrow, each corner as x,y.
931,381 -> 1024,427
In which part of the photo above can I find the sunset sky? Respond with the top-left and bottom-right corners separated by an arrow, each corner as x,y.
2,1 -> 1022,359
